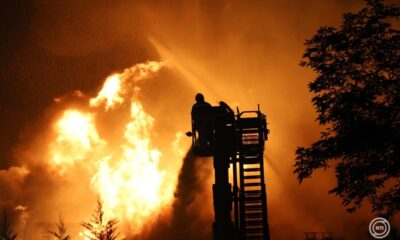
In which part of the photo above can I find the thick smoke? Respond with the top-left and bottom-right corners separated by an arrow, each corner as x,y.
167,149 -> 212,240
143,149 -> 213,240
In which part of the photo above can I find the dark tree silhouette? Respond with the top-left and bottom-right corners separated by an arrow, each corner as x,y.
295,0 -> 400,217
48,215 -> 71,240
0,209 -> 17,240
81,200 -> 119,240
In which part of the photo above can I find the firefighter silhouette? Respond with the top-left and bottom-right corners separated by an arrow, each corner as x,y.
191,93 -> 213,154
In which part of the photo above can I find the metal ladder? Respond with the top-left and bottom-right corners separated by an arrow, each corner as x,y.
237,111 -> 270,240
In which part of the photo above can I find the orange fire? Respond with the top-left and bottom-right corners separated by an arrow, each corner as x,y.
47,61 -> 178,237
50,110 -> 105,174
89,61 -> 164,110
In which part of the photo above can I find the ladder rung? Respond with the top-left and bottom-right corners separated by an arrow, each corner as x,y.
246,233 -> 263,237
245,211 -> 263,215
245,205 -> 263,211
244,155 -> 259,159
244,182 -> 262,187
246,235 -> 263,239
242,140 -> 259,144
245,210 -> 263,215
245,196 -> 262,201
246,213 -> 263,218
241,153 -> 263,158
242,134 -> 259,138
244,190 -> 263,194
242,143 -> 260,147
245,198 -> 261,203
245,195 -> 262,199
243,185 -> 262,190
244,192 -> 262,197
242,159 -> 261,162
245,232 -> 263,236
242,142 -> 260,146
245,203 -> 262,208
246,217 -> 263,221
246,219 -> 263,223
246,220 -> 263,226
241,143 -> 261,147
242,156 -> 263,161
243,168 -> 260,172
243,159 -> 262,164
243,155 -> 261,158
244,175 -> 261,179
242,164 -> 260,168
242,155 -> 261,159
242,135 -> 259,139
245,226 -> 264,232
241,128 -> 261,132
244,195 -> 262,199
245,203 -> 262,207
244,191 -> 262,196
246,232 -> 263,237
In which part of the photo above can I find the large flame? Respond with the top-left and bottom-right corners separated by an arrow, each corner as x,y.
47,61 -> 177,237
89,61 -> 164,110
50,110 -> 106,174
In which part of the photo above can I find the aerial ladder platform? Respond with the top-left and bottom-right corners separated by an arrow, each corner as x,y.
188,95 -> 270,240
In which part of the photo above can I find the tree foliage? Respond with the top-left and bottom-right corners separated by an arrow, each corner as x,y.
0,209 -> 17,240
81,200 -> 119,240
48,215 -> 71,240
295,0 -> 400,217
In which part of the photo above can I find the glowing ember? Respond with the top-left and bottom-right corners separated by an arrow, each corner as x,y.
48,61 -> 175,237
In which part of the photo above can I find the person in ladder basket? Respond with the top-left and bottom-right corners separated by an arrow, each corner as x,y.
191,93 -> 213,154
